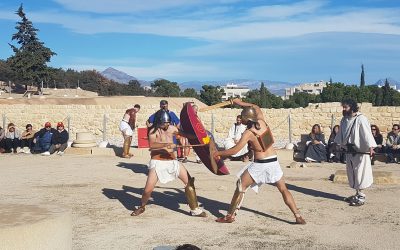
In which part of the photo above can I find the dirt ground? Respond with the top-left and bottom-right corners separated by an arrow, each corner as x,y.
1,153 -> 399,250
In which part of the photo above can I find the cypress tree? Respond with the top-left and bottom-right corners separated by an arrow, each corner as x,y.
360,64 -> 365,87
7,4 -> 56,88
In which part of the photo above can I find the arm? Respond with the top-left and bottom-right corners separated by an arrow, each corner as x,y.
146,114 -> 155,128
60,131 -> 69,144
148,132 -> 175,150
170,112 -> 180,127
214,131 -> 251,158
175,129 -> 196,140
386,134 -> 393,147
232,98 -> 264,121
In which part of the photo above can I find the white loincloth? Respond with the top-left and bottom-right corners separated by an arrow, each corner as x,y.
223,138 -> 249,157
119,120 -> 133,136
236,155 -> 283,193
148,159 -> 180,184
346,154 -> 373,190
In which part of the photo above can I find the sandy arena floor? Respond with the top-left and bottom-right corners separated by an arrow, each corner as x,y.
1,153 -> 399,249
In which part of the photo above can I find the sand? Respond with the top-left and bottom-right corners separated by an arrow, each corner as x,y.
1,153 -> 399,249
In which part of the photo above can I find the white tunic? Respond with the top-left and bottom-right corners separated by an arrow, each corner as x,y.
237,155 -> 283,193
223,123 -> 248,157
119,120 -> 134,136
334,113 -> 377,189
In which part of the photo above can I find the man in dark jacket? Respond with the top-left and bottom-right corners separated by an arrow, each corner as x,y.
43,122 -> 69,156
34,122 -> 57,153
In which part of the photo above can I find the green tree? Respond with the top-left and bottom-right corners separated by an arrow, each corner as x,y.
382,78 -> 393,106
0,60 -> 14,82
259,82 -> 268,107
181,88 -> 199,99
200,85 -> 224,105
320,82 -> 346,102
151,79 -> 180,97
284,92 -> 320,108
127,79 -> 145,96
7,4 -> 56,88
360,64 -> 365,87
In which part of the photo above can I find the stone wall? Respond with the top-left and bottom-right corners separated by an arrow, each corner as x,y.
1,98 -> 399,147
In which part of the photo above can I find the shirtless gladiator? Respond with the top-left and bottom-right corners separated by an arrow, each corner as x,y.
119,104 -> 140,158
213,99 -> 306,224
131,109 -> 207,217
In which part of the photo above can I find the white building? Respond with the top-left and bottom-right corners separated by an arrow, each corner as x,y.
284,80 -> 327,100
221,84 -> 250,100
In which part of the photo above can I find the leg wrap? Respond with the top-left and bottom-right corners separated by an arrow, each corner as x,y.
122,137 -> 131,157
127,136 -> 132,155
185,176 -> 199,210
228,179 -> 246,215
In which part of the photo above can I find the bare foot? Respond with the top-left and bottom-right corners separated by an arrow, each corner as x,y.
295,215 -> 306,225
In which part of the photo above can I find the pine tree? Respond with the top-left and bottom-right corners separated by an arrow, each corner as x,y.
360,64 -> 365,87
382,78 -> 392,106
7,4 -> 56,88
329,77 -> 333,85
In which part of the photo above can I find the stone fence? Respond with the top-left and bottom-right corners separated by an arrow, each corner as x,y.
1,98 -> 399,147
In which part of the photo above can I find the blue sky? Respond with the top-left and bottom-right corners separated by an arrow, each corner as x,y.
0,0 -> 400,84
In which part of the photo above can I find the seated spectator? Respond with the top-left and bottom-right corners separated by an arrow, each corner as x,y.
0,126 -> 5,153
34,122 -> 57,153
42,122 -> 69,156
4,123 -> 21,153
371,125 -> 384,165
305,124 -> 327,163
20,124 -> 36,153
385,124 -> 400,163
327,125 -> 345,163
223,115 -> 249,161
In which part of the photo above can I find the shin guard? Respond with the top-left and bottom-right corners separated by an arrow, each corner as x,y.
122,137 -> 131,157
228,179 -> 246,215
185,176 -> 199,210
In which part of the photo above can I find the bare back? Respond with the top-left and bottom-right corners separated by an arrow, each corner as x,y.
246,119 -> 276,159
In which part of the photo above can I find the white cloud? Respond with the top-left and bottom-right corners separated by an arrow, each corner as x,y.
53,0 -> 241,13
2,2 -> 400,43
246,0 -> 328,19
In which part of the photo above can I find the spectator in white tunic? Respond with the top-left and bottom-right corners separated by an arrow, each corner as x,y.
223,115 -> 249,161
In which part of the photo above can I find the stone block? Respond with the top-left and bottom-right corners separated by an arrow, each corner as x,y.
64,147 -> 92,155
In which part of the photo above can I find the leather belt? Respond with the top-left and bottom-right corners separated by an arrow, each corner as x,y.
254,157 -> 278,163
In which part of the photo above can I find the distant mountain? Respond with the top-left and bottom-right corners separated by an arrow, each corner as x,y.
100,67 -> 297,96
100,67 -> 137,84
179,79 -> 296,96
374,78 -> 399,87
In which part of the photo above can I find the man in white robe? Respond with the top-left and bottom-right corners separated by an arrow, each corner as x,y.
223,115 -> 249,160
334,99 -> 376,206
